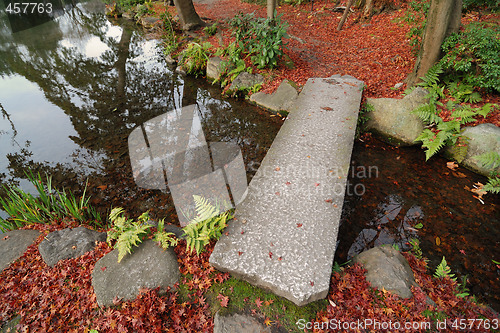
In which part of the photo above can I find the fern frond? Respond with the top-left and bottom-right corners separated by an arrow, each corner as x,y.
154,231 -> 178,250
434,256 -> 456,281
437,119 -> 460,133
473,151 -> 500,170
412,103 -> 441,124
116,225 -> 150,262
476,103 -> 493,118
451,107 -> 477,125
415,130 -> 451,161
418,63 -> 444,88
484,177 -> 500,194
191,195 -> 219,224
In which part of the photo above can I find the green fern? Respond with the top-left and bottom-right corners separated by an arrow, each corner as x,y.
484,177 -> 500,194
434,256 -> 456,281
412,103 -> 441,124
418,63 -> 444,88
451,107 -> 478,125
107,208 -> 152,263
473,151 -> 500,171
154,218 -> 178,250
415,129 -> 451,161
476,103 -> 494,118
183,196 -> 233,254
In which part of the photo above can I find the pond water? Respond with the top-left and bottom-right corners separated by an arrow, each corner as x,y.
0,0 -> 498,313
0,0 -> 283,224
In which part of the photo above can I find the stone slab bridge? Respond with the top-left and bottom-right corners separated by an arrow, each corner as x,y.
210,74 -> 364,306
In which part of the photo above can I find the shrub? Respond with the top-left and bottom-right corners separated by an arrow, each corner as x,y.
440,22 -> 500,93
179,42 -> 213,77
229,12 -> 288,69
463,0 -> 500,12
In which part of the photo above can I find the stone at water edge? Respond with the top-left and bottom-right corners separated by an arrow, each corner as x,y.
354,246 -> 417,299
0,229 -> 41,272
249,80 -> 299,113
227,72 -> 264,94
210,75 -> 364,306
444,123 -> 500,177
214,313 -> 271,333
366,87 -> 428,146
91,240 -> 180,307
38,226 -> 107,267
206,57 -> 224,82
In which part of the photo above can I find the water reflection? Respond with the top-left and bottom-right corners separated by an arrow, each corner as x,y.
0,0 -> 282,222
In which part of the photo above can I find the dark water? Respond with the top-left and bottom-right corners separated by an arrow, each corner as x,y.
0,0 -> 498,313
336,136 -> 500,312
0,0 -> 283,223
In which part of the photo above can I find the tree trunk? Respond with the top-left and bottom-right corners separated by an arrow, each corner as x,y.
406,0 -> 462,86
337,0 -> 354,31
267,0 -> 277,19
173,0 -> 205,30
363,0 -> 373,18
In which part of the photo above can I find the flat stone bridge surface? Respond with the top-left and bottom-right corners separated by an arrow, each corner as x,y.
210,75 -> 364,306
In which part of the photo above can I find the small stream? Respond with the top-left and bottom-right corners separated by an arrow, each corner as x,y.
0,0 -> 498,312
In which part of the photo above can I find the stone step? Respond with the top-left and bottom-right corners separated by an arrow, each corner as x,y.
210,75 -> 364,306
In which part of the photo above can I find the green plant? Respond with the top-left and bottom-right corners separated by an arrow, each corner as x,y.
107,208 -> 152,262
409,238 -> 423,259
154,217 -> 178,249
0,171 -> 102,232
229,12 -> 288,69
411,65 -> 496,161
179,42 -> 213,77
356,102 -> 373,139
473,151 -> 500,194
161,11 -> 179,56
463,0 -> 500,12
440,22 -> 500,93
404,0 -> 431,55
203,22 -> 218,36
182,195 -> 233,254
434,256 -> 455,280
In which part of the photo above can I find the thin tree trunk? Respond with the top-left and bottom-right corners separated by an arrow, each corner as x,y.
267,0 -> 277,19
363,0 -> 373,18
406,0 -> 462,86
173,0 -> 205,30
337,0 -> 354,31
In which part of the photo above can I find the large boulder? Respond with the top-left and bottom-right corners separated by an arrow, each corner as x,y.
0,229 -> 40,272
249,80 -> 299,113
92,240 -> 180,307
445,123 -> 500,177
354,246 -> 417,299
38,227 -> 106,267
366,87 -> 428,146
214,312 -> 271,333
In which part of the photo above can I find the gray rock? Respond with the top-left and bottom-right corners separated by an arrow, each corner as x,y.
445,123 -> 500,177
249,80 -> 298,113
214,312 -> 271,333
366,87 -> 428,146
92,240 -> 180,307
394,82 -> 404,89
210,75 -> 364,306
38,227 -> 106,267
0,315 -> 21,333
228,72 -> 264,93
0,229 -> 40,272
165,54 -> 177,66
206,57 -> 224,82
354,246 -> 416,299
175,66 -> 187,76
140,16 -> 161,29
